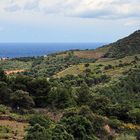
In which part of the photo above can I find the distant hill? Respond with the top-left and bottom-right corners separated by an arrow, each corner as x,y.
104,30 -> 140,58
53,46 -> 109,59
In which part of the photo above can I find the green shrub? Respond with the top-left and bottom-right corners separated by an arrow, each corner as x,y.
0,105 -> 10,115
108,119 -> 122,130
0,126 -> 11,133
29,115 -> 52,129
25,124 -> 51,140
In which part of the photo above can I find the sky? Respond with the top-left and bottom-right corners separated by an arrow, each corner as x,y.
0,0 -> 140,43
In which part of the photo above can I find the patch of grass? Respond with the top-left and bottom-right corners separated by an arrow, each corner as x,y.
116,133 -> 136,140
74,46 -> 109,59
0,120 -> 28,139
0,60 -> 32,71
0,126 -> 12,139
55,64 -> 85,78
0,125 -> 12,133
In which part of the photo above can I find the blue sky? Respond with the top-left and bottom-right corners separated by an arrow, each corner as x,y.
0,0 -> 140,43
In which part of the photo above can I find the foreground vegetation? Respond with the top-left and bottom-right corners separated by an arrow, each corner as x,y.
0,54 -> 140,139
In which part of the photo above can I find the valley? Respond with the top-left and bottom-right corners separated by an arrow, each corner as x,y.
0,30 -> 140,139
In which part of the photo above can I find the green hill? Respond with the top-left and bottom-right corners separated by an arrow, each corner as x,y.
104,30 -> 140,58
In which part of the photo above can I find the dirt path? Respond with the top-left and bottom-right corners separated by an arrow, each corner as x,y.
5,70 -> 27,75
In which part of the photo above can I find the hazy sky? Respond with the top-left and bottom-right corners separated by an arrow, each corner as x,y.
0,0 -> 140,43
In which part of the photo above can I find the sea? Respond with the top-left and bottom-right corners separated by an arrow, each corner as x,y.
0,43 -> 105,58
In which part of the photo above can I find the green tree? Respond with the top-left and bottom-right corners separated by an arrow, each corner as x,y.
11,90 -> 34,109
29,115 -> 52,129
48,86 -> 76,109
25,124 -> 51,140
0,81 -> 12,105
0,69 -> 6,82
60,115 -> 97,140
90,96 -> 111,115
76,83 -> 92,105
85,63 -> 90,67
52,124 -> 74,140
28,78 -> 51,107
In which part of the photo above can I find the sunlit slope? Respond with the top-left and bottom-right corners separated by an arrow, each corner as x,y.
55,54 -> 140,78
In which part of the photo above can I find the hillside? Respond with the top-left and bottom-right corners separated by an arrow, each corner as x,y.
104,30 -> 140,58
73,46 -> 109,59
55,54 -> 140,78
1,30 -> 140,139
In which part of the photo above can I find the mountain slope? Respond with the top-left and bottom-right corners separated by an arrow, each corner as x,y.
104,30 -> 140,58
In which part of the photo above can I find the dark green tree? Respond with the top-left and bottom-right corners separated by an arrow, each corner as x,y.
0,69 -> 6,82
48,86 -> 76,109
25,124 -> 51,140
28,78 -> 51,107
52,124 -> 74,140
29,115 -> 52,129
60,115 -> 97,140
11,90 -> 34,109
0,85 -> 12,105
76,83 -> 92,105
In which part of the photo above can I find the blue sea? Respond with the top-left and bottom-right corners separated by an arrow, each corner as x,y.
0,43 -> 105,58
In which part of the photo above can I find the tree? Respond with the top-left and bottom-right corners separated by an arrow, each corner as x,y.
60,115 -> 97,140
0,69 -> 6,82
85,63 -> 90,67
10,75 -> 32,91
11,90 -> 34,109
76,83 -> 92,105
136,130 -> 140,140
0,85 -> 12,105
52,124 -> 74,140
134,56 -> 139,61
90,96 -> 111,115
25,124 -> 51,140
28,78 -> 51,96
104,65 -> 113,70
128,108 -> 140,124
48,86 -> 76,109
28,78 -> 51,107
29,115 -> 52,129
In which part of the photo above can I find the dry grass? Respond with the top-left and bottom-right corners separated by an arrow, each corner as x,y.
74,50 -> 101,59
0,120 -> 28,140
55,64 -> 85,78
5,69 -> 27,75
54,46 -> 109,59
74,47 -> 108,59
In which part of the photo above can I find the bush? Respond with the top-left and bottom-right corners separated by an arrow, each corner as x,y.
76,83 -> 93,105
48,86 -> 76,109
29,115 -> 52,129
85,63 -> 90,67
0,105 -> 10,115
104,65 -> 113,70
108,119 -> 122,130
25,124 -> 51,140
0,69 -> 7,81
128,108 -> 140,124
136,131 -> 140,140
0,126 -> 11,133
60,115 -> 96,140
52,124 -> 74,140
